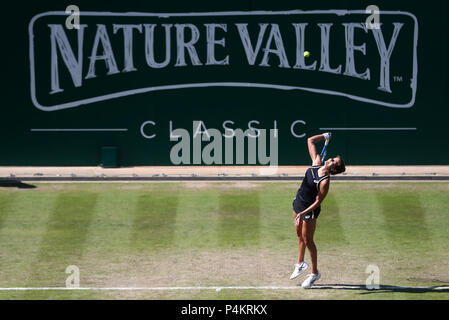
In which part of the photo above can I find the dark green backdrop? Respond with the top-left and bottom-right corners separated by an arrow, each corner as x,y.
1,0 -> 448,166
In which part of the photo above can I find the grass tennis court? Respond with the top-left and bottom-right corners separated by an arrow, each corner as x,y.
0,182 -> 448,300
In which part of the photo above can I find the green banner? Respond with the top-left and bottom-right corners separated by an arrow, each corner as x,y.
1,1 -> 448,165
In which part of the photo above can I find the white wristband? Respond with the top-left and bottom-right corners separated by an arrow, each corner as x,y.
323,132 -> 331,140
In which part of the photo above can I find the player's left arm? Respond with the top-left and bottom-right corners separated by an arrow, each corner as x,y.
308,133 -> 330,166
307,134 -> 323,164
296,180 -> 330,218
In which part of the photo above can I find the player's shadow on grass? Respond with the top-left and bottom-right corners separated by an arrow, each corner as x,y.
312,284 -> 449,294
0,179 -> 37,189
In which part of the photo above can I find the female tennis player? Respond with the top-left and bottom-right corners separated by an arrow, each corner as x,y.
289,132 -> 346,288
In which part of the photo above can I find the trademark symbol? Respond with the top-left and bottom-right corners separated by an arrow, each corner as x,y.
394,76 -> 403,82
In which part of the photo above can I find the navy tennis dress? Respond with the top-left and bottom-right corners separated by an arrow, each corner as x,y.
292,166 -> 329,222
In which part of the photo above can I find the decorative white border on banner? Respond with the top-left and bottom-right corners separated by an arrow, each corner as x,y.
29,10 -> 419,111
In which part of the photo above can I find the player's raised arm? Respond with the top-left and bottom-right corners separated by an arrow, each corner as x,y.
307,133 -> 331,165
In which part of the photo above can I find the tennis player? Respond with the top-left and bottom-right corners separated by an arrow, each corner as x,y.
289,132 -> 346,288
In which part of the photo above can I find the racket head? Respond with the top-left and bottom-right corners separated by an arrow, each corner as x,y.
321,133 -> 331,162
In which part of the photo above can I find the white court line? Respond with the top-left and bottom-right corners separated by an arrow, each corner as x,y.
0,285 -> 447,291
0,286 -> 298,291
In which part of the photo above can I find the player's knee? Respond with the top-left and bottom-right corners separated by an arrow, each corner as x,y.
303,238 -> 309,247
303,237 -> 314,247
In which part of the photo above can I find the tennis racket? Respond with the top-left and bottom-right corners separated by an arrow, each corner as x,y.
320,133 -> 331,162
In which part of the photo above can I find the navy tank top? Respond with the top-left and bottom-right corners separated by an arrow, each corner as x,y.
296,166 -> 329,206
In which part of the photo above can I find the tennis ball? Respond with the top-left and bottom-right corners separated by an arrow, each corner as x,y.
304,51 -> 310,58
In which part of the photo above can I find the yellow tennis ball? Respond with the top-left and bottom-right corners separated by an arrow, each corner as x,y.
304,51 -> 310,58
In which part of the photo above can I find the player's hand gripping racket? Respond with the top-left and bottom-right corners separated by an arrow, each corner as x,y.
320,132 -> 332,162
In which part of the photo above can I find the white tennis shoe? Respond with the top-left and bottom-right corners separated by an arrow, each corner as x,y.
301,271 -> 321,289
289,262 -> 309,280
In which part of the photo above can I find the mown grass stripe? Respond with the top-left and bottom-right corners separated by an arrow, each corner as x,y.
416,190 -> 449,252
319,193 -> 347,246
376,192 -> 431,249
0,193 -> 13,232
218,192 -> 260,247
0,190 -> 59,287
20,191 -> 98,299
131,193 -> 179,251
173,185 -> 220,249
37,192 -> 99,261
22,192 -> 98,288
328,186 -> 386,251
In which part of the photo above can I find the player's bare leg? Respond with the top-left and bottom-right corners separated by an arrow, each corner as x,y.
290,211 -> 309,280
302,218 -> 318,274
294,211 -> 306,264
301,218 -> 321,288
